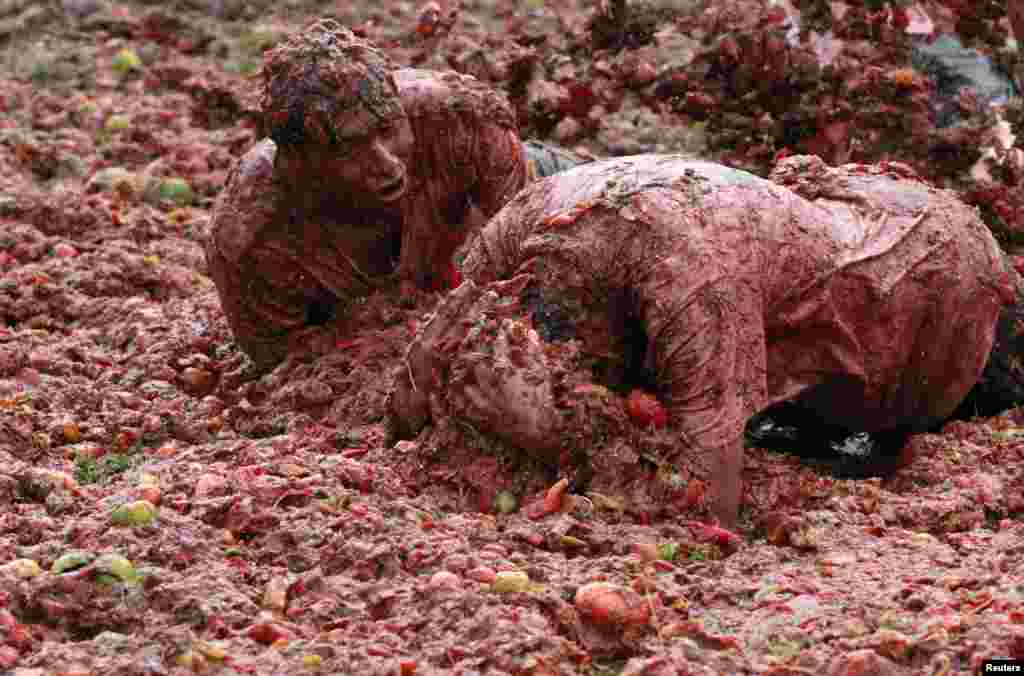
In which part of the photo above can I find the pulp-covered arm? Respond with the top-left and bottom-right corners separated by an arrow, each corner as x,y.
205,140 -> 336,368
394,70 -> 529,290
387,275 -> 565,452
634,228 -> 767,530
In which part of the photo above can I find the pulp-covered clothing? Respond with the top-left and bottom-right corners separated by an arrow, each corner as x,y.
205,69 -> 529,367
461,154 -> 1015,523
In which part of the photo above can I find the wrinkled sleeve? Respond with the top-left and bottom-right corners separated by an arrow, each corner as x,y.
205,141 -> 302,368
636,247 -> 767,527
468,123 -> 529,219
397,71 -> 529,289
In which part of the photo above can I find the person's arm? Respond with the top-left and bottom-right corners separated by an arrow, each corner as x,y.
394,70 -> 529,290
387,275 -> 564,447
467,124 -> 529,219
634,246 -> 767,531
206,141 -> 313,369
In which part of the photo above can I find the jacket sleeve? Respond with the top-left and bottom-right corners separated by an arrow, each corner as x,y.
208,140 -> 279,266
634,227 -> 767,529
395,69 -> 529,289
205,140 -> 307,368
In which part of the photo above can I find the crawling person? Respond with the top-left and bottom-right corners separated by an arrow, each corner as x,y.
388,154 -> 1022,530
205,18 -> 582,368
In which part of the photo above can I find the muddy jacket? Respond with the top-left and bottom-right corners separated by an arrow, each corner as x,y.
462,154 -> 1016,523
205,69 -> 530,368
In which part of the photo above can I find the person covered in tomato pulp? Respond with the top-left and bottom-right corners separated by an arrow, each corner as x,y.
205,18 -> 576,368
388,153 -> 1022,530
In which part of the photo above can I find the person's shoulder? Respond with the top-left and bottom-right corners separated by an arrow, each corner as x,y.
209,138 -> 281,264
395,68 -> 516,129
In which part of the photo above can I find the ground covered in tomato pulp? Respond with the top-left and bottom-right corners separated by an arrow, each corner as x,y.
2,0 -> 1024,674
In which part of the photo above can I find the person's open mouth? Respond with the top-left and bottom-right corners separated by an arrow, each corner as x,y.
376,174 -> 407,202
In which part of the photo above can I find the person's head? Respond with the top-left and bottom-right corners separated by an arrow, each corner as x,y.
261,18 -> 414,204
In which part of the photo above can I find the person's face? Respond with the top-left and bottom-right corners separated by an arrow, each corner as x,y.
298,110 -> 415,206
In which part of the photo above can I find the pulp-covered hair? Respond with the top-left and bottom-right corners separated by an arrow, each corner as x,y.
260,18 -> 403,148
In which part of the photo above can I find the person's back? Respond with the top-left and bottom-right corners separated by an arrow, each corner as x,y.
766,156 -> 1013,433
470,155 -> 1011,434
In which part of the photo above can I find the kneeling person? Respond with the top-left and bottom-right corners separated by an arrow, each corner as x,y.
389,154 -> 1018,529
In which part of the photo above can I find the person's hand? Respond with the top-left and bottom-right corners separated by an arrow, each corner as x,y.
387,273 -> 542,443
388,280 -> 485,440
448,315 -> 563,458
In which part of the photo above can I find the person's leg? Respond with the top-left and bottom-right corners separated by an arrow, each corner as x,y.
745,398 -> 846,452
953,289 -> 1024,419
827,428 -> 912,478
749,378 -> 915,479
754,288 -> 1024,477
